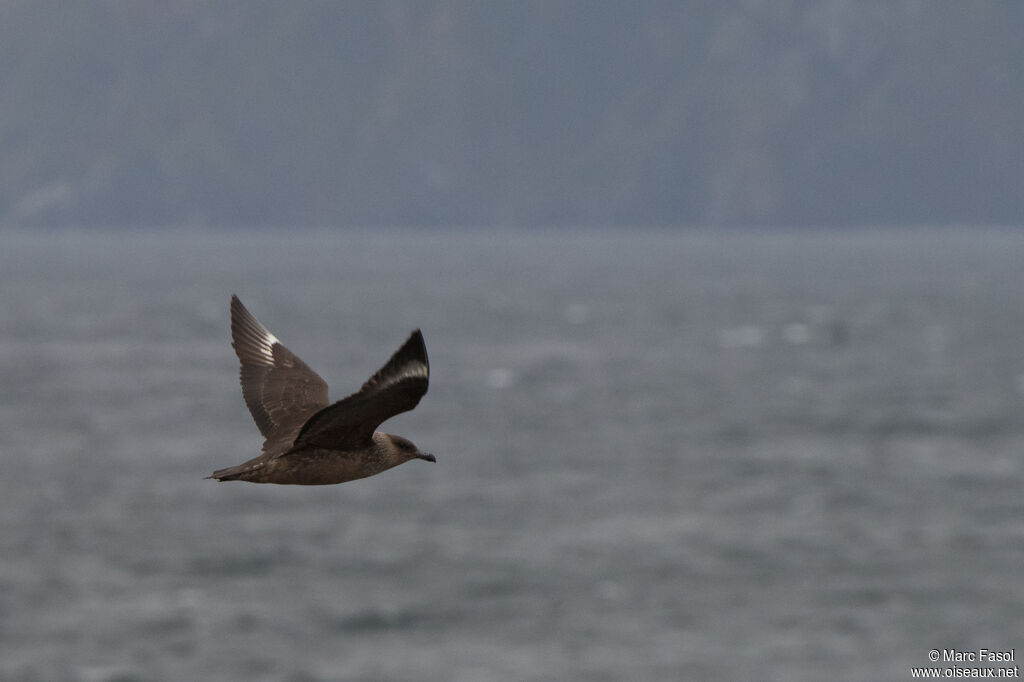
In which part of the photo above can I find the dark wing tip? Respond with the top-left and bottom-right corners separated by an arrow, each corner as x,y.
230,296 -> 280,365
370,328 -> 429,400
364,329 -> 428,387
230,296 -> 258,334
385,328 -> 429,385
408,328 -> 427,369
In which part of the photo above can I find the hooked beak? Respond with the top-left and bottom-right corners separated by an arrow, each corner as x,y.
417,452 -> 436,463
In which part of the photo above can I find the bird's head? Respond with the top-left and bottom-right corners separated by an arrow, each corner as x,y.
386,434 -> 436,464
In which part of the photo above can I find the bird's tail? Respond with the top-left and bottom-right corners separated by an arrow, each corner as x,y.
205,465 -> 245,481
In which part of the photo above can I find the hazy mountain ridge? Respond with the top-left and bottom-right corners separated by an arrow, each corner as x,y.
1,1 -> 1020,227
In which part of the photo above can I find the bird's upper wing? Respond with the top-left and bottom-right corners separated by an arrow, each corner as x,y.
289,329 -> 429,453
231,295 -> 330,455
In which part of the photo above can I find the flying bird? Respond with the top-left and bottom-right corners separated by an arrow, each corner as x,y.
207,295 -> 434,484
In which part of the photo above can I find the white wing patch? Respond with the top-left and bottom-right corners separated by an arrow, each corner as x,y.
381,360 -> 428,387
250,331 -> 280,365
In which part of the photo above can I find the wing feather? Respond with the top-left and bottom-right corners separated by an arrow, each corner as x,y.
291,329 -> 429,452
230,295 -> 330,455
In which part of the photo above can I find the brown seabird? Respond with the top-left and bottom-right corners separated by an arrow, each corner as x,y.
207,295 -> 434,485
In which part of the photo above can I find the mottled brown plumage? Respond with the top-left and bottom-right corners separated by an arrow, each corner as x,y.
207,295 -> 434,485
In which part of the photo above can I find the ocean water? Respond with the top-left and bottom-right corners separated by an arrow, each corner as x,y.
1,227 -> 1023,681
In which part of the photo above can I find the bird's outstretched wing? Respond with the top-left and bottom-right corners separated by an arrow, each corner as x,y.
231,295 -> 330,455
290,329 -> 429,453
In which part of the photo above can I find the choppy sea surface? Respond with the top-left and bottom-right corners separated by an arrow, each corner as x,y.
1,227 -> 1023,681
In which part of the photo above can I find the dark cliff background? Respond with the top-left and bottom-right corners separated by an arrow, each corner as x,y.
1,1 -> 1021,228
